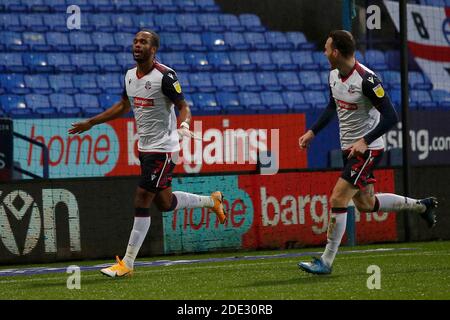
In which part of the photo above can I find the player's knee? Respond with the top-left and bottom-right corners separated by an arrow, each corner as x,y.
354,199 -> 375,212
156,201 -> 171,212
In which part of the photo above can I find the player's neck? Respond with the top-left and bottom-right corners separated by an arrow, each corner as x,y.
136,59 -> 155,78
338,57 -> 356,78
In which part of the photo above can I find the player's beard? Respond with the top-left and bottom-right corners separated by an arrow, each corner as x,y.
133,49 -> 150,63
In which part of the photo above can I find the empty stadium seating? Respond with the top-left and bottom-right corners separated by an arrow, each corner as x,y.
0,0 -> 448,118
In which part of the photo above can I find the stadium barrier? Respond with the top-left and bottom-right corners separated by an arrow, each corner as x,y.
3,166 -> 447,265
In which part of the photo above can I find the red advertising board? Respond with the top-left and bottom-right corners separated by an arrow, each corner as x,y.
108,114 -> 307,176
238,170 -> 397,249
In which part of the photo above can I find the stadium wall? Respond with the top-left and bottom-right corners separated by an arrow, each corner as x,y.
2,166 -> 448,265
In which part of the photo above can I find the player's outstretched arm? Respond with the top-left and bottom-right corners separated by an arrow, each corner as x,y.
68,97 -> 131,134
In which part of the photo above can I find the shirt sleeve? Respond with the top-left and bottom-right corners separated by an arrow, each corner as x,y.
361,73 -> 388,107
161,70 -> 185,104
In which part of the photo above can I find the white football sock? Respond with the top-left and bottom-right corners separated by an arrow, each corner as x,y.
376,193 -> 425,213
123,216 -> 151,269
321,212 -> 347,267
173,191 -> 214,209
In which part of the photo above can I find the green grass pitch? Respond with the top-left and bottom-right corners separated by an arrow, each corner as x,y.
1,241 -> 450,300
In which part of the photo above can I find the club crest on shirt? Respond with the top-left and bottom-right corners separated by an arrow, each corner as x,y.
173,80 -> 182,93
373,84 -> 385,98
145,81 -> 152,90
348,84 -> 357,94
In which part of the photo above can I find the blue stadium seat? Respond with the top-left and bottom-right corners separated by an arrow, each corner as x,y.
159,52 -> 190,72
271,51 -> 298,71
224,32 -> 250,50
312,51 -> 330,70
20,14 -> 49,32
23,53 -> 54,72
24,75 -> 53,94
260,92 -> 288,113
180,32 -> 206,51
265,32 -> 294,50
25,94 -> 57,117
303,91 -> 328,108
74,94 -> 102,113
42,13 -> 67,32
282,91 -> 312,111
202,32 -> 228,51
195,0 -> 221,12
355,50 -> 365,64
173,0 -> 200,12
239,14 -> 265,32
249,51 -> 276,71
156,0 -> 179,13
113,0 -> 138,13
0,95 -> 27,114
409,71 -> 433,90
50,94 -> 76,110
244,32 -> 271,50
197,13 -> 225,32
24,0 -> 51,13
192,92 -> 219,109
62,0 -> 94,12
233,72 -> 262,91
99,94 -> 121,109
0,14 -> 26,32
410,90 -> 438,108
1,32 -> 28,51
216,92 -> 240,108
132,14 -> 160,32
154,14 -> 180,32
388,89 -> 401,108
177,13 -> 203,32
93,0 -> 115,13
159,32 -> 187,51
430,89 -> 450,107
255,72 -> 282,91
211,72 -> 238,91
219,14 -> 245,32
277,72 -> 304,91
48,75 -> 78,94
238,92 -> 266,113
319,70 -> 330,85
113,14 -> 137,33
88,13 -> 115,32
96,73 -> 123,95
365,50 -> 388,71
177,72 -> 195,93
46,32 -> 75,52
114,32 -> 135,51
95,53 -> 122,73
424,0 -> 447,7
73,74 -> 102,94
0,74 -> 30,94
71,53 -> 100,72
185,52 -> 213,71
47,53 -> 76,73
207,52 -> 235,71
291,51 -> 320,70
0,53 -> 27,72
286,31 -> 315,50
299,71 -> 327,91
382,71 -> 401,90
189,73 -> 215,92
69,32 -> 99,52
1,0 -> 27,13
22,32 -> 52,51
91,32 -> 123,52
229,51 -> 257,71
116,52 -> 135,71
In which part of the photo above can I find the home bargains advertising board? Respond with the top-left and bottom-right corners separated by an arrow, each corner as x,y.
13,114 -> 306,178
164,170 -> 397,253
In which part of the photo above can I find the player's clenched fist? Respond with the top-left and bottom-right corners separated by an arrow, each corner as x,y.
299,130 -> 315,149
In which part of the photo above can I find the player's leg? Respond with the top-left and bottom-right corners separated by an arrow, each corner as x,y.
353,185 -> 438,228
299,177 -> 358,274
154,186 -> 227,224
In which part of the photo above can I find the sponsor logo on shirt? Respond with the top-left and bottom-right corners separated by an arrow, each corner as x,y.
173,81 -> 182,94
133,97 -> 154,108
145,81 -> 152,90
373,84 -> 385,98
336,99 -> 358,110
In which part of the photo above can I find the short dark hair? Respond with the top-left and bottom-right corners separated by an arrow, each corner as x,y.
328,30 -> 355,58
140,29 -> 160,50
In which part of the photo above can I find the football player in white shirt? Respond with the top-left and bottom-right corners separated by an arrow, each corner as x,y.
297,30 -> 438,275
69,30 -> 227,277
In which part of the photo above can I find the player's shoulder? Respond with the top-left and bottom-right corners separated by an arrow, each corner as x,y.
154,61 -> 176,77
355,62 -> 383,85
124,66 -> 137,79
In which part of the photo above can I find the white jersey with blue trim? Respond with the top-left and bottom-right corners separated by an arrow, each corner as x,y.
329,61 -> 386,150
123,61 -> 184,153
